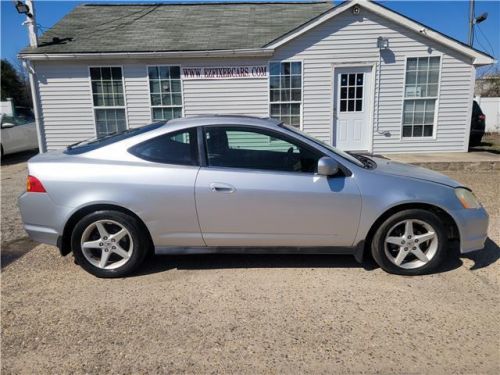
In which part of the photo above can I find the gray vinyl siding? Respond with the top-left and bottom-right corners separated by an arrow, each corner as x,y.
35,58 -> 269,151
272,8 -> 475,153
34,7 -> 476,153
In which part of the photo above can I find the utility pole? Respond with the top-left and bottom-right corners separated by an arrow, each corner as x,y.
15,0 -> 45,152
468,0 -> 475,46
25,0 -> 38,47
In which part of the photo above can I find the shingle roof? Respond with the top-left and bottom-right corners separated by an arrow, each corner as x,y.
22,1 -> 334,54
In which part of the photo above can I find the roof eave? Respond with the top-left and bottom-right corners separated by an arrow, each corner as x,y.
19,48 -> 275,61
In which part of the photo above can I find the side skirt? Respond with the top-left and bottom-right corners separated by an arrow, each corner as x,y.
155,246 -> 357,257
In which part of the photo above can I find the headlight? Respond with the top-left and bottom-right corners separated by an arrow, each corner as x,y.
455,188 -> 481,209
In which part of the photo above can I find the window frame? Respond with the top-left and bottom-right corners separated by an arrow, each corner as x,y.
268,60 -> 304,130
400,55 -> 442,141
200,124 -> 325,175
146,65 -> 184,123
88,65 -> 129,138
128,127 -> 199,166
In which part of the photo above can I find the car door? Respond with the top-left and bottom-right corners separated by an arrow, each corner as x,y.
1,115 -> 27,154
195,126 -> 362,247
127,127 -> 204,248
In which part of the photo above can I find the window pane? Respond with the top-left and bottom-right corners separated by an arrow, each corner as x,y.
151,94 -> 162,106
270,63 -> 280,76
291,62 -> 301,75
171,80 -> 181,93
348,74 -> 355,85
355,100 -> 362,111
270,76 -> 280,89
348,100 -> 354,111
101,67 -> 111,80
291,89 -> 301,101
406,71 -> 417,85
407,58 -> 418,71
92,81 -> 103,94
172,93 -> 182,106
429,56 -> 440,70
340,100 -> 347,112
90,67 -> 101,80
424,125 -> 433,136
95,109 -> 126,137
341,74 -> 347,86
173,107 -> 182,118
291,76 -> 301,88
161,80 -> 171,92
356,73 -> 363,85
340,87 -> 347,99
281,89 -> 290,102
111,67 -> 122,80
205,127 -> 319,173
148,67 -> 159,79
170,66 -> 180,79
291,103 -> 300,115
356,87 -> 363,99
402,126 -> 412,137
428,84 -> 438,97
413,125 -> 423,137
130,128 -> 197,166
281,62 -> 291,75
159,66 -> 170,79
270,90 -> 280,102
161,94 -> 171,106
270,104 -> 280,116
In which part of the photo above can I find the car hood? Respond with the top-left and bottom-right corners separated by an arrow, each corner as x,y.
370,157 -> 461,188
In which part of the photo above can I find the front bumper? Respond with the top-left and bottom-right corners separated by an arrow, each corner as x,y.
451,206 -> 489,253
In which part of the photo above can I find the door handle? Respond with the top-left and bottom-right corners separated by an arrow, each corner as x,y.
210,183 -> 236,193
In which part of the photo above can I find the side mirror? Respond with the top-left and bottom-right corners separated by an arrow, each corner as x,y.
1,122 -> 15,129
317,156 -> 339,176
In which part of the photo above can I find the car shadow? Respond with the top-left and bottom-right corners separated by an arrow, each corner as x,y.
0,237 -> 39,269
1,149 -> 39,166
133,237 -> 499,277
132,253 -> 378,278
460,237 -> 500,271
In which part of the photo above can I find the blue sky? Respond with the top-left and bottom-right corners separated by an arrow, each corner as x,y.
1,0 -> 499,74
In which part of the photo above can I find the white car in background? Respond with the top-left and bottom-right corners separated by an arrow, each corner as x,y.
1,114 -> 38,157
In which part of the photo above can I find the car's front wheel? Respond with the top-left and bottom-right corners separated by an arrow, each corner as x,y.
371,209 -> 447,275
71,210 -> 148,278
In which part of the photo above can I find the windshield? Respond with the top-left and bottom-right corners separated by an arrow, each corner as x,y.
282,124 -> 365,167
65,122 -> 165,154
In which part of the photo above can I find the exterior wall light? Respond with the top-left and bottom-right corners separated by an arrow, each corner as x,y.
377,36 -> 389,50
15,1 -> 32,18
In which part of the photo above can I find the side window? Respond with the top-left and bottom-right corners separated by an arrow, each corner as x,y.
205,127 -> 321,173
129,128 -> 198,166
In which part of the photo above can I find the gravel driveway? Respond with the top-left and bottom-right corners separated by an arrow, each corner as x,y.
1,154 -> 499,374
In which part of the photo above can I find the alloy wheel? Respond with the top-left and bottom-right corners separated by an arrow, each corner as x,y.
80,219 -> 134,270
384,219 -> 438,269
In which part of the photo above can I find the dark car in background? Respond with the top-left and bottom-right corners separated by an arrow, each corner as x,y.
469,101 -> 486,147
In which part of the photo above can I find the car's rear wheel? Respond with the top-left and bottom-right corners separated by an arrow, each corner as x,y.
71,210 -> 148,278
371,209 -> 447,275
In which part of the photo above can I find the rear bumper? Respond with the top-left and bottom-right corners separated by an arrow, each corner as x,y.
18,192 -> 70,247
451,206 -> 489,253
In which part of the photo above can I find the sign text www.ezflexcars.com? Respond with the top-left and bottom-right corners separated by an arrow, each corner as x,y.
181,66 -> 268,80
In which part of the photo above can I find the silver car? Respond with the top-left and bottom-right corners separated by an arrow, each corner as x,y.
18,116 -> 488,278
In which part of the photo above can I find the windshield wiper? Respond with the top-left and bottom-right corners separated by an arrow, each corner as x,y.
347,152 -> 376,169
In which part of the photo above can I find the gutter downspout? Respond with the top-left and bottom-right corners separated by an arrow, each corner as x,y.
23,59 -> 46,153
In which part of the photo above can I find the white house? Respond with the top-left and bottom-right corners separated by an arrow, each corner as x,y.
19,0 -> 495,153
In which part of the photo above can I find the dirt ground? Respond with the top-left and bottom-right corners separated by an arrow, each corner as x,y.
1,152 -> 499,374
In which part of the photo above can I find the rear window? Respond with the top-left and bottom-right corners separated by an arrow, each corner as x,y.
64,122 -> 164,155
128,128 -> 198,166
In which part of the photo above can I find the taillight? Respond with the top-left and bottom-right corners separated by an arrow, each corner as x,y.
479,114 -> 485,121
26,175 -> 46,193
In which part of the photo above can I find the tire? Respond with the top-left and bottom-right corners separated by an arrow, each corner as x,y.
371,209 -> 447,276
71,210 -> 149,278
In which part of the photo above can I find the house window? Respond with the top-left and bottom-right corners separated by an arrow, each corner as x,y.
269,61 -> 302,128
148,66 -> 183,122
90,67 -> 127,137
402,56 -> 440,138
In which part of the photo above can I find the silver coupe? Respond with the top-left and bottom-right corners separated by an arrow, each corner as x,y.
18,116 -> 488,277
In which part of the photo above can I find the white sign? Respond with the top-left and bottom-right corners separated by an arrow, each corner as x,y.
182,65 -> 268,80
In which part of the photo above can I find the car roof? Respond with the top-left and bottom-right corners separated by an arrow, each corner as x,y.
165,115 -> 283,129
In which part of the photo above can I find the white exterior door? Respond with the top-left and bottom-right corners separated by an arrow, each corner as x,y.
334,66 -> 372,151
